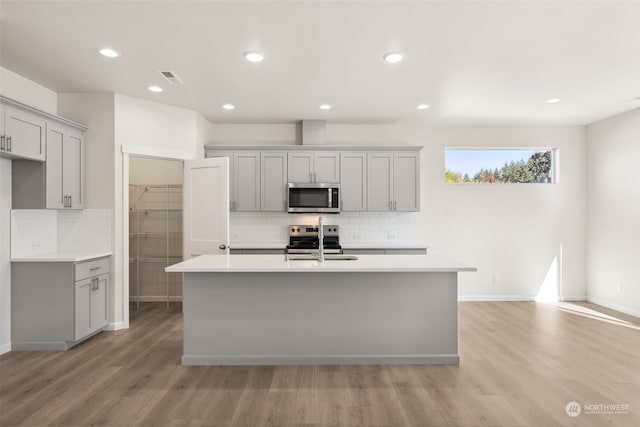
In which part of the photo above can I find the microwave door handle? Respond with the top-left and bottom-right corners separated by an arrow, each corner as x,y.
328,187 -> 332,208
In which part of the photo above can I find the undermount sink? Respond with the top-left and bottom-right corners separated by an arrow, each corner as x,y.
287,254 -> 359,261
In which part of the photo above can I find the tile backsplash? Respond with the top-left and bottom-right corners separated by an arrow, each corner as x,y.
230,211 -> 419,246
11,209 -> 112,257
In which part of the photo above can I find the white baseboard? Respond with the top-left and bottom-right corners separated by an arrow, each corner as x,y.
458,295 -> 535,301
0,342 -> 11,356
104,321 -> 126,331
130,296 -> 183,302
458,295 -> 587,302
587,297 -> 640,318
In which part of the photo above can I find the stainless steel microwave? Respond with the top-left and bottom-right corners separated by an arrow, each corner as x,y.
287,183 -> 340,214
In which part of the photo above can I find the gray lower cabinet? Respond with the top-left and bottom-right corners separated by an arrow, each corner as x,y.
11,256 -> 110,350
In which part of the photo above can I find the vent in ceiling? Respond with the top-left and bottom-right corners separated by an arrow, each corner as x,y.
158,70 -> 184,85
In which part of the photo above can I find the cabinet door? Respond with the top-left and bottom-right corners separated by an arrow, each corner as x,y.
233,152 -> 260,211
287,152 -> 313,183
261,152 -> 287,211
3,107 -> 46,161
340,152 -> 367,211
207,151 -> 234,210
90,274 -> 109,332
64,129 -> 83,209
313,152 -> 340,183
394,152 -> 420,211
74,278 -> 92,340
45,124 -> 65,209
366,152 -> 394,211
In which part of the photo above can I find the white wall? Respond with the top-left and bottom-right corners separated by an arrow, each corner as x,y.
586,108 -> 640,316
0,66 -> 57,114
0,66 -> 58,354
209,122 -> 588,300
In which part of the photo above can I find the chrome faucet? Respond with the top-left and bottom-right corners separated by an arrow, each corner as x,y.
317,216 -> 325,262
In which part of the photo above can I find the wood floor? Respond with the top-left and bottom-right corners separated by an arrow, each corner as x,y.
1,301 -> 638,427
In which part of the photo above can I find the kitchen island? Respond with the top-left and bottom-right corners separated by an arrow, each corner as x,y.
166,254 -> 476,365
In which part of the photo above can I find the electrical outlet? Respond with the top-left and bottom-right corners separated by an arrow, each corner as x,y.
31,241 -> 41,249
492,273 -> 499,284
616,281 -> 622,292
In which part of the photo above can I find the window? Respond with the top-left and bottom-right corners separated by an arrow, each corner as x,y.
445,148 -> 555,184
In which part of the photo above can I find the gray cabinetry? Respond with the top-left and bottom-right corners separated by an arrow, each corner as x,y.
0,105 -> 46,161
261,152 -> 287,211
340,152 -> 367,211
233,152 -> 261,211
45,122 -> 83,209
11,256 -> 110,350
205,146 -> 421,213
367,152 -> 419,212
287,151 -> 339,183
75,273 -> 108,340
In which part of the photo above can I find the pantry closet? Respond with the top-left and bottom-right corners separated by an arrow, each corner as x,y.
128,157 -> 183,309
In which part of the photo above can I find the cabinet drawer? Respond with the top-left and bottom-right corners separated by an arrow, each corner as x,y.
75,257 -> 110,281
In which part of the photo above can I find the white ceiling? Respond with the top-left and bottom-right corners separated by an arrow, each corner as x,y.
1,0 -> 639,125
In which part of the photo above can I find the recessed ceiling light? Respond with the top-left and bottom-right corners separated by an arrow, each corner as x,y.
244,51 -> 264,63
148,85 -> 163,93
546,98 -> 560,104
99,48 -> 120,58
319,104 -> 332,110
222,104 -> 235,110
416,104 -> 430,110
383,52 -> 404,63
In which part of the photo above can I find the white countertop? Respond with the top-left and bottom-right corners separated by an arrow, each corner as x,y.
11,252 -> 113,263
166,254 -> 475,273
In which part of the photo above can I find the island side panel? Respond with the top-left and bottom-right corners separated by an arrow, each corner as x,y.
182,271 -> 458,365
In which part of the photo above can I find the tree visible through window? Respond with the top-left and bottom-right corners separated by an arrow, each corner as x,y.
445,149 -> 554,184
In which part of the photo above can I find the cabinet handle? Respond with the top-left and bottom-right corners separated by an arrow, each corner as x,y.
389,200 -> 393,210
64,195 -> 68,208
6,136 -> 11,152
0,135 -> 5,151
69,195 -> 72,208
90,266 -> 101,271
394,200 -> 397,211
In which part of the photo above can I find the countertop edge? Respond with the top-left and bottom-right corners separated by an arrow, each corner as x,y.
11,252 -> 113,263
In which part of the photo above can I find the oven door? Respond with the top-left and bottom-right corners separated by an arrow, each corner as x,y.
287,183 -> 340,213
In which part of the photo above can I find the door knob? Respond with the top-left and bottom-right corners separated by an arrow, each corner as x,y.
219,244 -> 227,250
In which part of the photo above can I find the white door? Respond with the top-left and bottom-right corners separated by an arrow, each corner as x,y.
184,157 -> 229,258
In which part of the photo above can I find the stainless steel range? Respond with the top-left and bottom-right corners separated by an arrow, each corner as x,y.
286,224 -> 342,255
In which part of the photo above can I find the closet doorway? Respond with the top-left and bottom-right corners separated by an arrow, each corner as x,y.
128,156 -> 183,312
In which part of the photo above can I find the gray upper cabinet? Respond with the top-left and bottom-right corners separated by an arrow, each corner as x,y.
367,152 -> 394,211
287,152 -> 314,183
12,120 -> 84,209
0,105 -> 46,161
367,151 -> 420,212
233,152 -> 261,211
393,152 -> 420,212
45,123 -> 83,209
340,152 -> 367,212
287,151 -> 339,183
205,146 -> 421,213
261,152 -> 287,211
